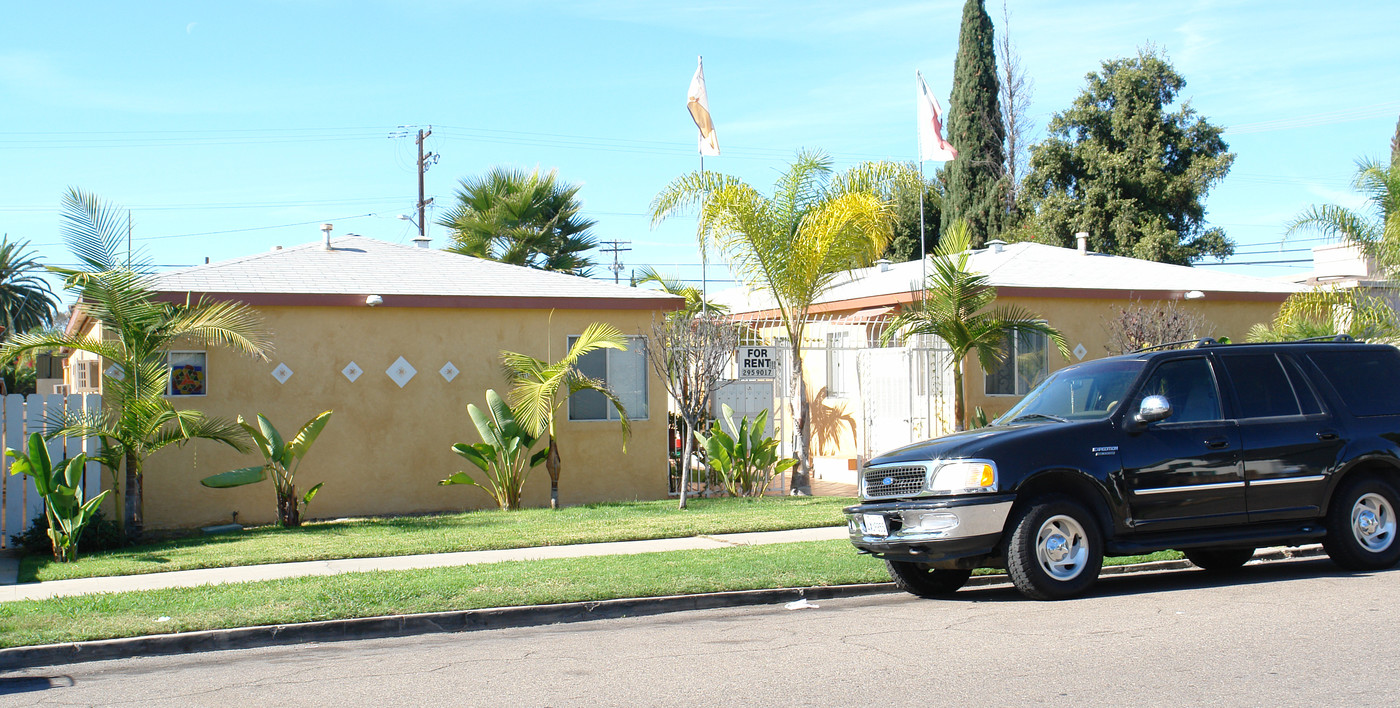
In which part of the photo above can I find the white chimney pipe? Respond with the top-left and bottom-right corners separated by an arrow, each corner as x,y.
876,258 -> 891,272
321,223 -> 333,250
1075,231 -> 1088,255
987,239 -> 1007,254
413,236 -> 431,249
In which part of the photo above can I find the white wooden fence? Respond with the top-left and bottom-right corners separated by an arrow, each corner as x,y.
0,394 -> 104,549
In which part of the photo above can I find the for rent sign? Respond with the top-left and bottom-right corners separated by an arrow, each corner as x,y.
737,346 -> 777,379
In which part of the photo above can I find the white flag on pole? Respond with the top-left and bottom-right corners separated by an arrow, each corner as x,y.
688,57 -> 721,156
916,70 -> 957,162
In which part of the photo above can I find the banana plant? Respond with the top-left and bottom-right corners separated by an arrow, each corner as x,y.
696,404 -> 797,498
5,432 -> 110,562
441,389 -> 548,510
201,411 -> 332,527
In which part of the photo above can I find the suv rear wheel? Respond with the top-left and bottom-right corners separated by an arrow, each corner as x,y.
1325,475 -> 1400,570
1184,547 -> 1255,572
1005,495 -> 1103,600
884,561 -> 972,598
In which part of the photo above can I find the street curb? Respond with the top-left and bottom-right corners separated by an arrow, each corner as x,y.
0,545 -> 1331,671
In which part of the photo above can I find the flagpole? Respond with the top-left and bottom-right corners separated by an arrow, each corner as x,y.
700,153 -> 707,317
919,159 -> 927,286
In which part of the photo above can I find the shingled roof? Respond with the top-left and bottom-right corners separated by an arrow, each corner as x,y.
150,236 -> 682,310
715,241 -> 1302,315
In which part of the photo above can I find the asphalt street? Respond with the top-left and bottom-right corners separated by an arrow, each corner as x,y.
3,558 -> 1398,707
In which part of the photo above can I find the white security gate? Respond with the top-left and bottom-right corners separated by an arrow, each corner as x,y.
0,394 -> 104,549
857,342 -> 954,461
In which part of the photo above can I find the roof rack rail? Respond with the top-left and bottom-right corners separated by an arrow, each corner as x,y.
1131,338 -> 1219,353
1293,334 -> 1359,344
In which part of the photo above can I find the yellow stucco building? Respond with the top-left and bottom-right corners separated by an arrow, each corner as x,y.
69,235 -> 682,529
715,239 -> 1303,483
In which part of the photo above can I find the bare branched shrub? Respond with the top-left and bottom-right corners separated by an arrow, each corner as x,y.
1102,300 -> 1215,354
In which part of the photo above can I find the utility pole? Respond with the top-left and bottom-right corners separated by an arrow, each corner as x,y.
416,127 -> 438,239
599,240 -> 631,284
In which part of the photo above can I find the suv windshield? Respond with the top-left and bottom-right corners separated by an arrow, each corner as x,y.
994,359 -> 1144,424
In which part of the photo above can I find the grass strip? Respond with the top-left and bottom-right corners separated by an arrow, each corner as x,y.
0,541 -> 1188,649
20,497 -> 852,583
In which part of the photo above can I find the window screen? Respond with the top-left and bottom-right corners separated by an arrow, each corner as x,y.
568,335 -> 648,421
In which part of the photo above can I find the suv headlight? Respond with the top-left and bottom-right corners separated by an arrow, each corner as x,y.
927,460 -> 998,494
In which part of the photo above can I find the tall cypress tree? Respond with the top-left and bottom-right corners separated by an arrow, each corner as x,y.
941,0 -> 1006,246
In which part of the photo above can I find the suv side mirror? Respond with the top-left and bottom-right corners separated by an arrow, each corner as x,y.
1135,395 -> 1172,424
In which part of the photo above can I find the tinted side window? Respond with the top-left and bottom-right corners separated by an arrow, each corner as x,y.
1220,354 -> 1301,419
1309,349 -> 1400,416
1137,357 -> 1221,423
1281,355 -> 1323,416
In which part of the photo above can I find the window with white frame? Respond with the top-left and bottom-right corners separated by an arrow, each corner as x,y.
825,331 -> 854,397
167,351 -> 208,396
72,359 -> 101,392
985,330 -> 1049,396
568,336 -> 647,421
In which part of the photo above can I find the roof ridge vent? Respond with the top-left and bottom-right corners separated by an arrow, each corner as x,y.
986,239 -> 1007,254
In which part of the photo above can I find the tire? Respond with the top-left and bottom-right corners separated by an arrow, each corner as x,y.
1324,475 -> 1400,571
884,561 -> 973,598
1184,547 -> 1255,572
1005,495 -> 1103,601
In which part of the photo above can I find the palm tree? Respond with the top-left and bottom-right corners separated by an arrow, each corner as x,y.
438,166 -> 599,275
882,221 -> 1069,431
0,188 -> 273,542
650,149 -> 916,494
1247,287 -> 1400,343
1288,157 -> 1400,274
500,321 -> 630,509
0,235 -> 60,395
633,266 -> 728,319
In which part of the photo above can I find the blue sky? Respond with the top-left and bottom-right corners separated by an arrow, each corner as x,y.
3,1 -> 1399,303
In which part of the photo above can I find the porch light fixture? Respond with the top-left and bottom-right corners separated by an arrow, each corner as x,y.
366,295 -> 383,307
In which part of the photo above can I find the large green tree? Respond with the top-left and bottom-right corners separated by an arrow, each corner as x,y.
650,149 -> 915,494
941,0 -> 1006,246
438,167 -> 598,276
882,221 -> 1069,431
0,188 -> 273,542
0,235 -> 59,342
1026,47 -> 1236,265
883,175 -> 944,263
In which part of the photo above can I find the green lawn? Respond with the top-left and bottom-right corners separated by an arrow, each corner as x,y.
18,496 -> 853,583
0,540 -> 1189,649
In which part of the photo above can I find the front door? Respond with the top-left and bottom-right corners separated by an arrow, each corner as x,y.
1119,356 -> 1246,531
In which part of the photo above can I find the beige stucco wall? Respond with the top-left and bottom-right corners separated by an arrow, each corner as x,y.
90,305 -> 670,529
963,296 -> 1284,422
742,295 -> 1286,465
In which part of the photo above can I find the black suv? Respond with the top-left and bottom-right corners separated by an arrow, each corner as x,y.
846,337 -> 1400,600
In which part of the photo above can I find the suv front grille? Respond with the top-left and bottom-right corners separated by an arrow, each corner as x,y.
862,465 -> 929,499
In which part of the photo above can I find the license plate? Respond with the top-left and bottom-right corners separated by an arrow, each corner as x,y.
863,513 -> 888,537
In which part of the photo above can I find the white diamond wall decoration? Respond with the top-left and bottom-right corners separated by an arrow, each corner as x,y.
387,356 -> 417,388
105,364 -> 126,381
1073,343 -> 1088,361
440,361 -> 459,382
271,363 -> 294,384
342,361 -> 363,382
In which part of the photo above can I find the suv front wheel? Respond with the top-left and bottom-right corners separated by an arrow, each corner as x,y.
1005,495 -> 1104,600
885,561 -> 972,598
1325,475 -> 1400,570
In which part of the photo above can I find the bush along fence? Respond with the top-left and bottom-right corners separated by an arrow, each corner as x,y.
0,394 -> 104,549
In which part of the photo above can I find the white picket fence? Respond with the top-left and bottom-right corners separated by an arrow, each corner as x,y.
0,394 -> 104,549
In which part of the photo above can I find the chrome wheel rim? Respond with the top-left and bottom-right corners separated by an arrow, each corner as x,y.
1035,514 -> 1089,581
1351,493 -> 1396,553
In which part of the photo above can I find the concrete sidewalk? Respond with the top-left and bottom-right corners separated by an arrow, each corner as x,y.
0,526 -> 849,602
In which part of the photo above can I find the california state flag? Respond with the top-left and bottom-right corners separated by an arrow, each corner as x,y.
916,71 -> 957,162
688,57 -> 720,156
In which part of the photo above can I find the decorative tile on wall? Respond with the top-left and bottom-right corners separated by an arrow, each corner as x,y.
440,361 -> 459,382
387,356 -> 417,388
271,363 -> 294,384
1073,343 -> 1088,361
105,364 -> 126,381
342,361 -> 363,382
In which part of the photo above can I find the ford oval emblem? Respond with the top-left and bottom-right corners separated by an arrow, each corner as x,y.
881,476 -> 894,486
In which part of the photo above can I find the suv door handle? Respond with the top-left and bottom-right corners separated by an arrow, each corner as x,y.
1205,437 -> 1231,449
1317,430 -> 1340,441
